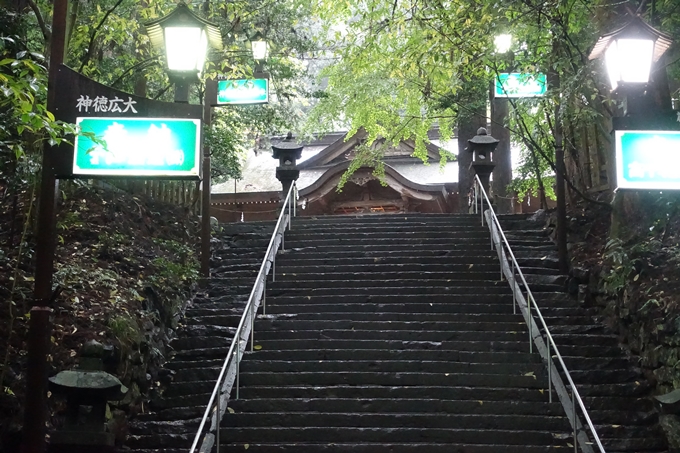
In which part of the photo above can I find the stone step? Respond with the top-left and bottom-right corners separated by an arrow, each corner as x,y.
216,426 -> 568,446
274,262 -> 561,276
235,371 -> 546,388
214,442 -> 568,453
237,359 -> 543,375
227,397 -> 565,416
252,319 -> 532,332
220,412 -> 570,431
277,249 -> 503,262
232,384 -> 563,402
240,347 -> 542,362
251,329 -> 529,342
254,311 -> 596,324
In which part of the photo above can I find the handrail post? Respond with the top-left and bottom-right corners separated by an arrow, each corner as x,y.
263,276 -> 267,315
573,390 -> 577,453
235,344 -> 240,400
528,295 -> 533,354
548,340 -> 553,403
250,297 -> 255,352
512,260 -> 516,314
216,385 -> 221,453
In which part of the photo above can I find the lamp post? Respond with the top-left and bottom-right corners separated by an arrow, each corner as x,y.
145,2 -> 222,279
144,1 -> 223,102
251,32 -> 268,62
589,16 -> 674,238
23,1 -> 69,452
589,16 -> 672,118
492,33 -> 513,215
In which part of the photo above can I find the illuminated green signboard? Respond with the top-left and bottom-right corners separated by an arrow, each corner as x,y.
615,130 -> 680,190
216,79 -> 269,105
495,73 -> 547,98
73,117 -> 201,178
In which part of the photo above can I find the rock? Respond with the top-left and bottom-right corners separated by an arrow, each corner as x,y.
659,414 -> 680,450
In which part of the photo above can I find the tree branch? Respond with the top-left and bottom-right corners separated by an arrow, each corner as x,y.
26,0 -> 50,44
78,0 -> 126,73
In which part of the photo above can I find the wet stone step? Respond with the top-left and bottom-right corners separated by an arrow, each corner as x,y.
236,371 -> 546,388
215,442 -> 569,453
253,319 -> 530,333
227,398 -> 566,416
252,329 -> 529,342
220,412 -> 570,431
234,385 -> 557,402
247,339 -> 534,352
238,360 -> 543,375
217,426 -> 567,445
256,311 -> 594,325
243,349 -> 540,364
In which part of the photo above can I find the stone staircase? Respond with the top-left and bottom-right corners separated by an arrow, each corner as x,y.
125,221 -> 276,453
218,213 -> 571,452
498,216 -> 666,452
125,213 -> 666,453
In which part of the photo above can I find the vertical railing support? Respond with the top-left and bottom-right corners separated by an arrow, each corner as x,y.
216,385 -> 221,453
573,391 -> 577,453
250,298 -> 254,352
235,346 -> 240,400
548,340 -> 553,403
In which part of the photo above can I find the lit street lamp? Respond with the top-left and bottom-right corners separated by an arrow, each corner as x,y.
145,3 -> 222,279
589,16 -> 672,121
589,16 -> 672,92
251,32 -> 269,61
145,1 -> 222,101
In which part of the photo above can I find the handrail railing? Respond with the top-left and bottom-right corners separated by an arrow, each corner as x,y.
472,175 -> 605,453
188,182 -> 298,453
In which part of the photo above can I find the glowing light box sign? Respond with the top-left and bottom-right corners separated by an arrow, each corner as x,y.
216,79 -> 268,105
616,130 -> 680,190
495,73 -> 547,98
73,117 -> 201,178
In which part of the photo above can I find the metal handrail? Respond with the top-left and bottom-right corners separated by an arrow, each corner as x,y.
188,182 -> 298,453
472,175 -> 605,453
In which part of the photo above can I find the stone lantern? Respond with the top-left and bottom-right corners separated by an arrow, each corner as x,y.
272,132 -> 303,196
48,340 -> 127,453
468,127 -> 499,199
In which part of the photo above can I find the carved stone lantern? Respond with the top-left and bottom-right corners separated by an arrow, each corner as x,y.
272,132 -> 303,196
468,127 -> 499,200
48,340 -> 127,453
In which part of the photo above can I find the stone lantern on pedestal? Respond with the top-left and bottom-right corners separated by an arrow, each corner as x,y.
48,340 -> 127,453
272,132 -> 303,196
468,127 -> 499,203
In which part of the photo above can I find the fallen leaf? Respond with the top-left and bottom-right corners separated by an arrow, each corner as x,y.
227,407 -> 235,414
524,371 -> 536,379
468,264 -> 474,269
634,274 -> 640,282
478,400 -> 483,405
244,444 -> 249,450
254,345 -> 262,350
612,425 -> 621,428
539,389 -> 544,394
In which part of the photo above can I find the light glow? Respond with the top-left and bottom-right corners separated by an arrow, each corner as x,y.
251,39 -> 268,60
495,34 -> 512,53
605,38 -> 654,90
164,27 -> 208,73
